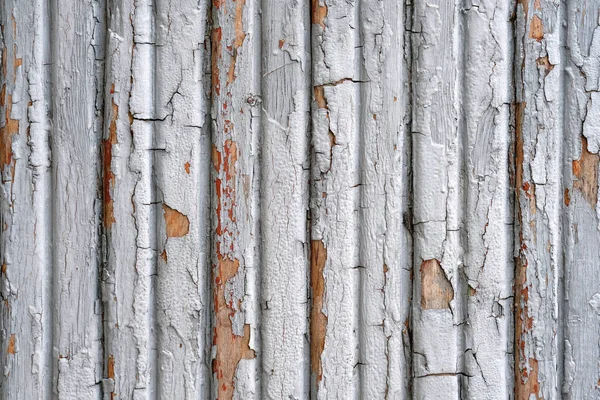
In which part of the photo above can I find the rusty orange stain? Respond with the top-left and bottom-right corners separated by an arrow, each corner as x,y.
234,0 -> 246,48
214,139 -> 238,236
184,161 -> 191,174
311,0 -> 327,29
279,39 -> 285,49
225,0 -> 247,86
223,139 -> 238,181
107,354 -> 115,379
212,256 -> 255,400
107,354 -> 116,400
212,28 -> 222,96
7,334 -> 15,355
572,136 -> 599,207
522,181 -> 536,215
160,250 -> 168,263
102,86 -> 118,228
513,99 -> 541,398
162,204 -> 190,238
310,240 -> 327,383
420,259 -> 454,309
212,144 -> 222,173
226,62 -> 237,86
564,188 -> 571,206
215,178 -> 224,236
530,15 -> 544,41
1,90 -> 19,170
314,86 -> 327,109
213,134 -> 255,398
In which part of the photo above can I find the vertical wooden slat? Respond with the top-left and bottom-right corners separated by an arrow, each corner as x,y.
310,0 -> 361,397
153,0 -> 211,397
51,0 -> 105,397
563,0 -> 600,396
357,0 -> 412,398
462,0 -> 514,397
210,0 -> 261,397
0,0 -> 52,397
514,0 -> 565,398
260,0 -> 311,398
411,0 -> 463,397
101,0 -> 159,398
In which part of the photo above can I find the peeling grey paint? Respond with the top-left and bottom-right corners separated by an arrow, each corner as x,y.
1,0 -> 599,399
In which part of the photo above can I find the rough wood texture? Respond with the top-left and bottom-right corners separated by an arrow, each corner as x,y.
3,0 -> 600,398
310,0 -> 361,396
0,0 -> 52,398
211,0 -> 261,397
411,1 -> 464,398
154,0 -> 211,397
514,0 -> 563,398
51,0 -> 105,397
260,0 -> 311,398
564,0 -> 600,397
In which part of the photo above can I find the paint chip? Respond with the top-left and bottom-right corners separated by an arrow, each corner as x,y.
163,204 -> 190,238
7,334 -> 15,354
530,15 -> 543,41
420,259 -> 454,309
573,136 -> 599,207
311,0 -> 327,28
310,240 -> 328,382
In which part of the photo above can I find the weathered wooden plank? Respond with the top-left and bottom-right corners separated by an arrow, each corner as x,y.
0,0 -> 52,397
563,0 -> 600,397
101,0 -> 159,398
153,0 -> 212,397
462,1 -> 514,397
411,1 -> 463,397
357,0 -> 412,398
260,0 -> 311,398
514,0 -> 565,398
5,1 -> 600,398
51,0 -> 105,397
310,0 -> 362,397
210,0 -> 261,397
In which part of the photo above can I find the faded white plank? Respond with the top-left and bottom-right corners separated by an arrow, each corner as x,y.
210,0 -> 261,398
260,0 -> 311,398
357,0 -> 412,398
310,0 -> 361,397
411,1 -> 463,398
153,0 -> 211,397
51,0 -> 105,397
462,1 -> 513,398
101,0 -> 158,398
514,0 -> 564,398
0,0 -> 52,398
564,0 -> 600,397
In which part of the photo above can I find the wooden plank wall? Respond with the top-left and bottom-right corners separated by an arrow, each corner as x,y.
1,0 -> 600,398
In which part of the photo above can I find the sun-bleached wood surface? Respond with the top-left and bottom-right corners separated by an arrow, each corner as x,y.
1,0 -> 599,398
